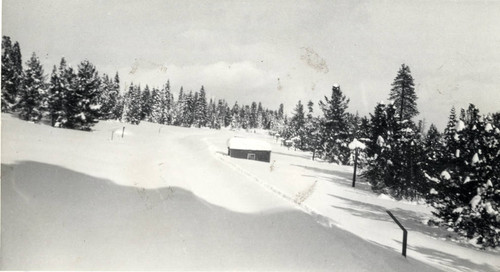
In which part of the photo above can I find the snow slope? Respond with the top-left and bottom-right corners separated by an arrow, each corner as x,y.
0,114 -> 481,270
204,131 -> 500,272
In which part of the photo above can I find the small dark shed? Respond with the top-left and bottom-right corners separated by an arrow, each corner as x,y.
227,137 -> 272,162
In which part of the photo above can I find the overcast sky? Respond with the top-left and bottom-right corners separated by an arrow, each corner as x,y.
3,0 -> 500,129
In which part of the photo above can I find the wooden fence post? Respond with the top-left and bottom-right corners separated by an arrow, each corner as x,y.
121,127 -> 125,138
386,210 -> 408,257
352,148 -> 359,187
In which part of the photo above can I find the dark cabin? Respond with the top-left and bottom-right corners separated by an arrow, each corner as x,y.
227,137 -> 272,162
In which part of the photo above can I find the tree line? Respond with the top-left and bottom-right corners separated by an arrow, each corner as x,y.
1,36 -> 286,131
2,36 -> 499,248
279,63 -> 499,248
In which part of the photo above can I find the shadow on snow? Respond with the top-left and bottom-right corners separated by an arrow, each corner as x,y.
1,161 -> 439,271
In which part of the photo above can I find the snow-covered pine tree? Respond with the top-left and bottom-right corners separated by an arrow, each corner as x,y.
207,98 -> 216,128
183,91 -> 195,127
150,87 -> 165,124
230,101 -> 241,129
213,99 -> 224,129
444,107 -> 457,136
257,102 -> 264,129
249,102 -> 258,129
364,100 -> 426,199
240,105 -> 251,130
110,73 -> 123,120
123,84 -> 142,125
194,86 -> 208,127
173,87 -> 185,126
1,36 -> 23,112
1,36 -> 15,111
57,59 -> 78,128
278,103 -> 284,120
426,104 -> 500,248
191,91 -> 200,127
67,60 -> 102,130
262,109 -> 271,130
491,112 -> 500,128
162,81 -> 174,125
47,63 -> 66,126
421,123 -> 442,196
318,84 -> 351,164
304,100 -> 321,160
17,52 -> 46,122
140,85 -> 152,121
290,100 -> 306,149
224,102 -> 232,127
99,73 -> 121,120
364,102 -> 398,191
391,118 -> 426,199
389,64 -> 419,122
491,112 -> 500,129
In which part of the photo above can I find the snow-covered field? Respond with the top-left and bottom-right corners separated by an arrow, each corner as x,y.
1,114 -> 498,271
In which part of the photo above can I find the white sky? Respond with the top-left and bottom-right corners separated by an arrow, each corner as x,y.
3,0 -> 500,129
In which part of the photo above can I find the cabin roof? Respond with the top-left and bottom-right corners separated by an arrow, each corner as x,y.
227,137 -> 272,151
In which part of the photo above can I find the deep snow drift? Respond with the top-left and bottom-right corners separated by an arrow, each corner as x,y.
1,114 -> 497,271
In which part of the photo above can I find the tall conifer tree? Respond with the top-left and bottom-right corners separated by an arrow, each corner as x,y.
389,64 -> 418,121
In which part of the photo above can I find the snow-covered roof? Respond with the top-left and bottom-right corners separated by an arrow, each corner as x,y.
227,137 -> 272,151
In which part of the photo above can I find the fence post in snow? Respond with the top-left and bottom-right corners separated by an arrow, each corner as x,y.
111,130 -> 114,141
122,127 -> 125,138
386,210 -> 408,257
348,139 -> 365,188
352,148 -> 358,187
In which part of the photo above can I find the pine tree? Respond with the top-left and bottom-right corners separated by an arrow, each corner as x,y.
290,100 -> 306,149
250,102 -> 258,128
58,60 -> 78,128
389,64 -> 419,121
17,52 -> 46,122
140,85 -> 152,121
364,102 -> 398,191
421,123 -> 442,192
230,101 -> 241,129
123,84 -> 142,125
224,102 -> 232,127
318,84 -> 350,164
173,87 -> 185,126
1,36 -> 23,112
364,100 -> 425,199
215,99 -> 226,129
257,102 -> 264,129
47,63 -> 66,126
304,100 -> 321,159
150,86 -> 166,124
426,104 -> 500,248
67,59 -> 102,130
99,72 -> 121,120
181,91 -> 192,126
191,91 -> 199,126
278,103 -> 284,120
162,81 -> 174,125
444,107 -> 457,136
110,73 -> 123,119
491,112 -> 500,129
194,86 -> 208,127
207,98 -> 216,128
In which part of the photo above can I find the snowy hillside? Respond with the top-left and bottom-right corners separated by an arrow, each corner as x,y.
1,114 -> 498,271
